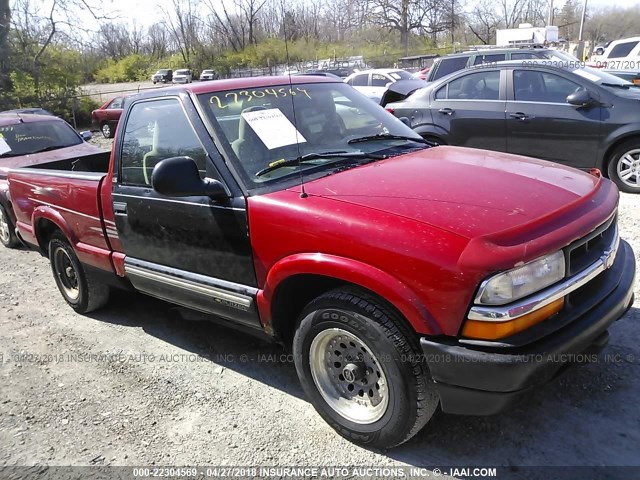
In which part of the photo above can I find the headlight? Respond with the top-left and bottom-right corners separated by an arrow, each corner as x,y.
475,251 -> 565,305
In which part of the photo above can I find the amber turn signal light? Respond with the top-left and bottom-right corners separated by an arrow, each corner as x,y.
462,298 -> 565,341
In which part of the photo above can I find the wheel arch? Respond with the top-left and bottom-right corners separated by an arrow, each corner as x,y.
601,133 -> 640,172
33,208 -> 75,256
258,253 -> 441,346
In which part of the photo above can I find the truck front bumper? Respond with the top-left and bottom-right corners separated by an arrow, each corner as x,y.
421,239 -> 635,415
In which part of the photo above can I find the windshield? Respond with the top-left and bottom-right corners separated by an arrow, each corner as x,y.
156,70 -> 169,74
198,82 -> 426,188
203,70 -> 214,74
570,66 -> 639,97
0,120 -> 82,158
176,70 -> 189,75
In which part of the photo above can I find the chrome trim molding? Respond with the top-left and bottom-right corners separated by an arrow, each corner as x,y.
8,168 -> 106,182
124,263 -> 256,310
468,225 -> 620,322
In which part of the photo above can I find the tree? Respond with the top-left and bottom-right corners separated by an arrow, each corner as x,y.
0,0 -> 10,91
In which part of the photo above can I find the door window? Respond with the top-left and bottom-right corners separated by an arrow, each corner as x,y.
444,71 -> 500,100
473,54 -> 505,65
432,57 -> 468,80
511,52 -> 539,60
120,98 -> 208,186
109,97 -> 124,109
371,74 -> 389,87
351,74 -> 369,86
513,70 -> 581,103
608,41 -> 639,58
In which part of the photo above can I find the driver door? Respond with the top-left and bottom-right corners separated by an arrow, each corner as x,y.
112,96 -> 260,327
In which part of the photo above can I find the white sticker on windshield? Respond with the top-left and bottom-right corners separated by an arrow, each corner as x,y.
241,108 -> 306,150
0,138 -> 11,155
573,69 -> 601,83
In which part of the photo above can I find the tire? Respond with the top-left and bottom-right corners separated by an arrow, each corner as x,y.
100,122 -> 112,139
293,288 -> 439,448
607,140 -> 640,194
0,204 -> 20,248
48,232 -> 110,313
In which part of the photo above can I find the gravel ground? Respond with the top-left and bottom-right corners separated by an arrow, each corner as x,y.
0,155 -> 639,472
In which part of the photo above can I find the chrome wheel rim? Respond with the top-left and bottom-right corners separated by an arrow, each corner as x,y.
102,124 -> 111,138
309,327 -> 389,424
53,247 -> 79,300
0,208 -> 10,244
617,149 -> 640,188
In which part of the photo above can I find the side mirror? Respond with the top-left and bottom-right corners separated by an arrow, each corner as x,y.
80,131 -> 92,141
398,117 -> 411,127
151,156 -> 228,199
567,89 -> 595,107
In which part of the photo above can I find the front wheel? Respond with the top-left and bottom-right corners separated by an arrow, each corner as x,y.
49,232 -> 110,313
0,204 -> 19,248
293,288 -> 439,448
607,140 -> 640,194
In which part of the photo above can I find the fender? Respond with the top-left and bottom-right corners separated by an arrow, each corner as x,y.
256,253 -> 442,336
31,206 -> 113,272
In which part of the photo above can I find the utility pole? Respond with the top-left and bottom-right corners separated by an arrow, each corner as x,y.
548,0 -> 554,26
577,0 -> 588,60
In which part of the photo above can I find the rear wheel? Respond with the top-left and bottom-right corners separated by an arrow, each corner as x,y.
607,140 -> 640,194
49,232 -> 110,313
0,205 -> 19,248
293,288 -> 439,448
100,122 -> 112,139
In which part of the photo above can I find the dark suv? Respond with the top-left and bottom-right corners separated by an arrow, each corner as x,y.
427,48 -> 577,82
151,69 -> 173,84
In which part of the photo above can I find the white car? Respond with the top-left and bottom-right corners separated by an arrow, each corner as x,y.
172,69 -> 193,84
199,69 -> 218,81
344,68 -> 413,101
597,37 -> 640,70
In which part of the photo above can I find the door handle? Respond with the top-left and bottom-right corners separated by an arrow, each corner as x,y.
438,108 -> 454,115
509,112 -> 533,121
113,202 -> 127,216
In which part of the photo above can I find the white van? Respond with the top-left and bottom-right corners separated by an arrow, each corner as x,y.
597,37 -> 640,70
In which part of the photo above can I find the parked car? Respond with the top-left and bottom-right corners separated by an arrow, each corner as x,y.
345,68 -> 413,101
199,69 -> 218,81
605,69 -> 640,85
6,76 -> 635,449
91,96 -> 124,138
385,60 -> 640,193
172,69 -> 193,84
0,113 -> 108,248
412,66 -> 432,81
1,108 -> 54,116
596,37 -> 640,70
151,69 -> 173,84
426,47 -> 578,82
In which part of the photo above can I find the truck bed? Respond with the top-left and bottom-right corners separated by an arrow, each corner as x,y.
8,152 -> 115,274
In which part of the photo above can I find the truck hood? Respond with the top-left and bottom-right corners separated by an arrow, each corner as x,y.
295,146 -> 602,240
0,142 -> 105,180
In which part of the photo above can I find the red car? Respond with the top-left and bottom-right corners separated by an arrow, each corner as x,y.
0,112 -> 108,248
7,77 -> 636,448
91,96 -> 124,139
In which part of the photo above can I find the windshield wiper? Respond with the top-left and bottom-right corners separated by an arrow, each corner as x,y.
28,144 -> 73,154
347,133 -> 429,145
601,82 -> 639,89
255,151 -> 386,177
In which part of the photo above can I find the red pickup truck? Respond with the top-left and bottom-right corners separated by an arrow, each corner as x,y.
7,76 -> 635,448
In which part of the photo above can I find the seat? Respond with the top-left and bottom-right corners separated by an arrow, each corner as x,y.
295,93 -> 344,145
231,106 -> 270,177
